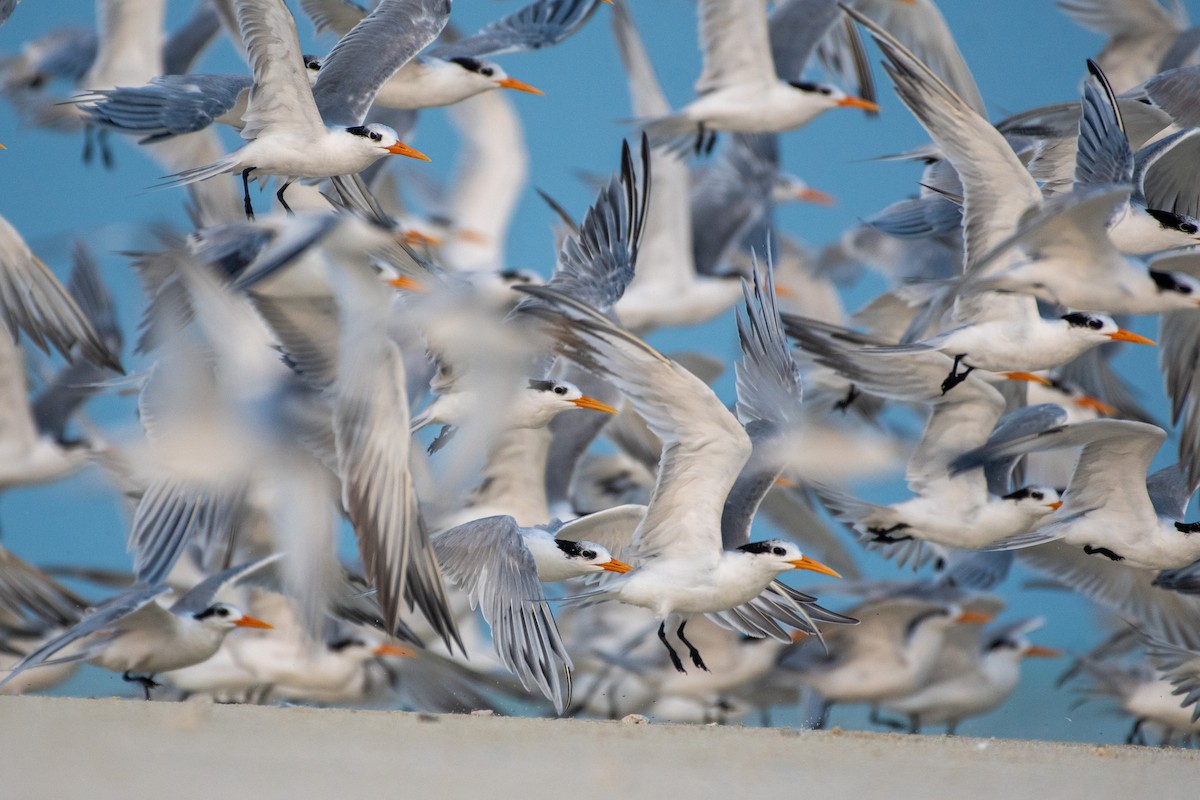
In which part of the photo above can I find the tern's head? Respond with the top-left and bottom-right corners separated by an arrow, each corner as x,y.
192,603 -> 272,632
327,634 -> 415,662
302,54 -> 322,84
446,56 -> 543,96
735,539 -> 842,579
786,80 -> 879,113
342,123 -> 430,162
1060,312 -> 1156,346
984,632 -> 1060,664
553,539 -> 633,574
518,379 -> 618,427
1148,269 -> 1200,309
1002,486 -> 1063,518
904,603 -> 994,644
1145,207 -> 1200,243
771,174 -> 836,206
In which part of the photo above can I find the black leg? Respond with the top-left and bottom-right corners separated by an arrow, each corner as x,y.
1126,717 -> 1144,746
122,670 -> 160,700
241,167 -> 256,220
99,129 -> 113,170
815,700 -> 831,730
834,385 -> 860,413
693,124 -> 706,156
677,619 -> 709,672
82,127 -> 94,165
659,621 -> 685,673
276,180 -> 294,216
870,705 -> 907,730
940,354 -> 974,395
704,130 -> 718,155
945,719 -> 957,736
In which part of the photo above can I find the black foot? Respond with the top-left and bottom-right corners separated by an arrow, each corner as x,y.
834,385 -> 860,413
659,621 -> 686,673
940,354 -> 974,395
867,523 -> 911,544
677,620 -> 709,673
122,670 -> 160,700
242,167 -> 256,220
1083,544 -> 1123,562
869,706 -> 907,731
99,130 -> 114,170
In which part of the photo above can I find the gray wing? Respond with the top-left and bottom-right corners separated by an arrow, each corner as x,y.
722,257 -> 802,549
0,216 -> 123,373
767,0 -> 842,81
1143,635 -> 1200,722
312,0 -> 450,127
0,546 -> 88,631
554,504 -> 646,555
163,2 -> 224,76
432,516 -> 572,713
0,585 -> 170,689
1159,306 -> 1200,488
1075,59 -> 1134,188
1145,463 -> 1197,520
691,134 -> 779,277
980,404 -> 1071,495
1136,129 -> 1200,220
1142,64 -> 1200,129
76,75 -> 252,143
1019,541 -> 1200,650
32,242 -> 123,441
0,0 -> 17,28
707,580 -> 857,643
299,0 -> 369,38
519,137 -> 649,315
430,0 -> 607,60
168,553 -> 285,616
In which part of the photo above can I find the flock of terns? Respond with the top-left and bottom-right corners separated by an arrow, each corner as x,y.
3,0 -> 1200,747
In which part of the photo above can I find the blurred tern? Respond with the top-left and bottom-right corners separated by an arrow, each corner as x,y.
160,0 -> 443,218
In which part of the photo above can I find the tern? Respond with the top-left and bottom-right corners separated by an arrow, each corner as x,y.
518,285 -> 845,674
0,554 -> 279,699
640,0 -> 877,150
951,420 -> 1200,570
160,0 -> 443,218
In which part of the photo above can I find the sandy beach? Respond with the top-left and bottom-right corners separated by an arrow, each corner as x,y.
2,695 -> 1196,800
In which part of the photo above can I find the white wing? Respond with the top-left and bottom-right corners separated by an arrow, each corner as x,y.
236,0 -> 326,141
519,287 -> 751,563
695,0 -> 777,94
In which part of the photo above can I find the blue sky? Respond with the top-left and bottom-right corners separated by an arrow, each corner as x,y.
0,0 -> 1191,742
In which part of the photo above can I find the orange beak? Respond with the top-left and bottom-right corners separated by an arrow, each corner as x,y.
1046,500 -> 1064,510
0,144 -> 6,150
374,643 -> 416,658
837,96 -> 880,112
497,77 -> 544,96
773,476 -> 797,489
1023,645 -> 1062,659
386,141 -> 431,161
774,283 -> 797,299
456,228 -> 490,244
388,275 -> 426,292
789,555 -> 841,579
790,631 -> 808,643
403,229 -> 442,248
796,187 -> 836,206
1107,329 -> 1155,345
1001,371 -> 1052,386
955,610 -> 994,625
1074,395 -> 1118,417
599,558 -> 633,574
571,395 -> 618,414
234,615 -> 273,629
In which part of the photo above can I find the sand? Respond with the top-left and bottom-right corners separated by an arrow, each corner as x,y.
1,695 -> 1194,799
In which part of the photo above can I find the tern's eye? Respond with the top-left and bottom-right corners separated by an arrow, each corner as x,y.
772,547 -> 786,556
554,386 -> 567,395
1031,491 -> 1044,501
582,550 -> 596,560
1182,223 -> 1198,234
215,607 -> 229,617
1088,319 -> 1102,330
481,67 -> 494,77
370,132 -> 381,142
